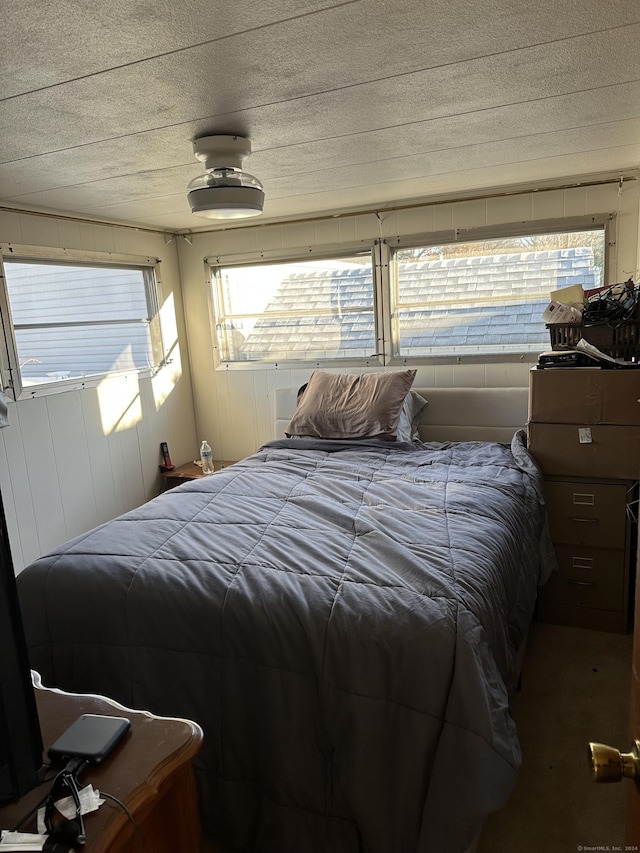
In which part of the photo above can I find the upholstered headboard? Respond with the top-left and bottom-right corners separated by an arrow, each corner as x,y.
274,386 -> 528,443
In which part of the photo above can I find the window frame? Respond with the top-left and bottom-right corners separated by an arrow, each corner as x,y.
382,214 -> 615,366
205,214 -> 614,370
206,244 -> 384,369
0,244 -> 165,400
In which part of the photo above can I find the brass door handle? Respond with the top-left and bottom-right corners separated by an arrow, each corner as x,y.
588,741 -> 640,782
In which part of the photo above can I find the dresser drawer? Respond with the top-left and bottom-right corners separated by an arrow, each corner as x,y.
545,480 -> 629,548
540,545 -> 625,612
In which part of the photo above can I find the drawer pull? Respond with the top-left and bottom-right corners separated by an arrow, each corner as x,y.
572,557 -> 594,570
573,493 -> 595,506
568,516 -> 598,523
567,578 -> 597,587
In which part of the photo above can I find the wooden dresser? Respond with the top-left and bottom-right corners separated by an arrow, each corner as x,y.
527,367 -> 640,633
0,674 -> 204,852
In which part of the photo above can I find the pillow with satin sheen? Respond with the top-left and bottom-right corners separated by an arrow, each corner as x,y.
396,390 -> 428,442
285,370 -> 416,440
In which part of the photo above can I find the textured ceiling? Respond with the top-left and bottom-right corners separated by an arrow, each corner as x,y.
1,0 -> 639,233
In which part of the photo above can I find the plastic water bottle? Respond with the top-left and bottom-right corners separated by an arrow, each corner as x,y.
200,440 -> 214,475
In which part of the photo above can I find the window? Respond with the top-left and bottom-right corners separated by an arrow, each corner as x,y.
0,250 -> 162,397
211,252 -> 376,363
389,228 -> 606,359
207,218 -> 611,368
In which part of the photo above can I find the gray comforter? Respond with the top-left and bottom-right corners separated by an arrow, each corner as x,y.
17,434 -> 553,853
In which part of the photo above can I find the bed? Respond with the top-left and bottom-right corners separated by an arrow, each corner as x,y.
16,375 -> 555,853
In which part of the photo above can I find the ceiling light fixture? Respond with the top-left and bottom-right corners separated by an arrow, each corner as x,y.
187,135 -> 264,220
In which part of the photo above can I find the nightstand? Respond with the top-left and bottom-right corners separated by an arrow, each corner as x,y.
0,673 -> 203,853
160,460 -> 235,490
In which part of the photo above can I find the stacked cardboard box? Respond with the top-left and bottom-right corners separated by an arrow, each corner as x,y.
528,368 -> 640,479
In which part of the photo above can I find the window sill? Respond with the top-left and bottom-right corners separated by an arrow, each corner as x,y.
13,367 -> 157,400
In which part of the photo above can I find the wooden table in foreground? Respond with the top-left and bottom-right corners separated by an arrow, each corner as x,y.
0,674 -> 203,853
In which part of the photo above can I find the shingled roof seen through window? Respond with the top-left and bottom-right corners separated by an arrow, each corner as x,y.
234,247 -> 596,359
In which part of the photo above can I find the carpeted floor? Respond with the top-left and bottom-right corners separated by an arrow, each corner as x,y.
203,618 -> 633,853
478,618 -> 633,852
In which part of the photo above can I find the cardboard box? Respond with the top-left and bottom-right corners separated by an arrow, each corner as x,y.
529,367 -> 640,425
527,422 -> 640,479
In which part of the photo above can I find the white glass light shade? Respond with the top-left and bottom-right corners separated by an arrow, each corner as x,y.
187,167 -> 265,220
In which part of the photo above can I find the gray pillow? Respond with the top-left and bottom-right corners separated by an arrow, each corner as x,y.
396,391 -> 428,442
285,370 -> 417,440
